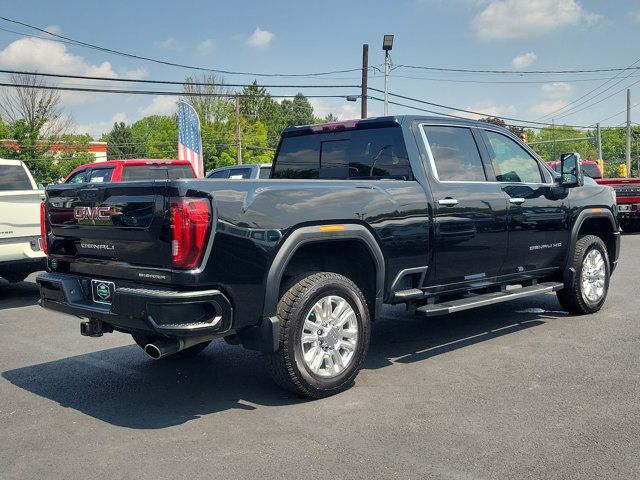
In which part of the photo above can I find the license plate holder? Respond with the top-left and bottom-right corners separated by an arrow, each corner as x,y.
91,279 -> 115,305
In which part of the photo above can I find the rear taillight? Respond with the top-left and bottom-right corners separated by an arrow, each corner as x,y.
40,201 -> 48,255
170,197 -> 211,269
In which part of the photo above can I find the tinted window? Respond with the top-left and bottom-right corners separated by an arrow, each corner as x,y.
208,169 -> 229,178
89,168 -> 113,183
228,168 -> 253,179
168,165 -> 196,179
0,164 -> 32,190
259,166 -> 271,179
485,131 -> 543,183
66,169 -> 88,184
423,126 -> 486,181
272,135 -> 319,179
121,165 -> 195,181
272,127 -> 412,180
582,163 -> 601,179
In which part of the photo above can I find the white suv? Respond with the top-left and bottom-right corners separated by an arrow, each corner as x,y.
0,159 -> 46,283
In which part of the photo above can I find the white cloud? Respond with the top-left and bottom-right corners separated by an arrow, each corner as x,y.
44,25 -> 61,35
246,27 -> 275,48
73,113 -> 129,139
156,37 -> 181,50
531,99 -> 570,115
541,82 -> 572,98
512,52 -> 537,69
629,11 -> 640,24
139,96 -> 177,117
123,67 -> 149,80
197,39 -> 215,55
464,102 -> 517,120
473,0 -> 602,40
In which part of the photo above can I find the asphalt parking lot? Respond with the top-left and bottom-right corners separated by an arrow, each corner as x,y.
1,237 -> 639,480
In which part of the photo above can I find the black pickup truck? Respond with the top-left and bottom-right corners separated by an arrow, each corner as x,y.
37,116 -> 620,398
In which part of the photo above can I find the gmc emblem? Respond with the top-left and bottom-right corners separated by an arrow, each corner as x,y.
73,206 -> 117,221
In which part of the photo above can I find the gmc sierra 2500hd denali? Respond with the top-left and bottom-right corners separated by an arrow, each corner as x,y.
37,116 -> 620,398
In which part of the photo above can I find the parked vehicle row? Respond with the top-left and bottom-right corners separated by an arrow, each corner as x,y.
37,116 -> 620,398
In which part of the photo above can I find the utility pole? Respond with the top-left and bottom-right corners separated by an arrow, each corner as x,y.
626,88 -> 631,177
382,35 -> 394,116
361,43 -> 368,119
596,122 -> 603,160
234,95 -> 242,165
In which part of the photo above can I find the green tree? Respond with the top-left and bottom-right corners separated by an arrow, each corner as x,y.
240,81 -> 285,148
105,122 -> 143,159
281,93 -> 315,127
131,115 -> 178,158
528,125 -> 596,162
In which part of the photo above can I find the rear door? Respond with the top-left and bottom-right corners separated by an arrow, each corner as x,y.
479,128 -> 569,274
419,124 -> 508,288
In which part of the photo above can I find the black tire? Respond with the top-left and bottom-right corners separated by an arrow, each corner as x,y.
264,272 -> 371,399
131,333 -> 211,358
557,235 -> 610,314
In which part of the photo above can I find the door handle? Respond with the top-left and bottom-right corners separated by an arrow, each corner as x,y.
438,198 -> 459,207
509,197 -> 526,205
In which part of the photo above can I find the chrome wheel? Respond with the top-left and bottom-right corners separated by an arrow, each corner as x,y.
581,249 -> 606,303
300,295 -> 358,378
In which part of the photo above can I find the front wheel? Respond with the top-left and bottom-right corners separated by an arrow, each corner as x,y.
264,272 -> 371,398
557,235 -> 610,314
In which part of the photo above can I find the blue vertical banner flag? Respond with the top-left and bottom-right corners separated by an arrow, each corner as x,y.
178,101 -> 204,178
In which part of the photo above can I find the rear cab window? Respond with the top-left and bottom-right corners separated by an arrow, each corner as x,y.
121,164 -> 195,181
228,168 -> 253,179
272,126 -> 413,180
0,164 -> 34,190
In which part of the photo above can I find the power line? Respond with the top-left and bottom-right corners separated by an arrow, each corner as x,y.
393,64 -> 640,75
0,81 -> 359,99
388,72 -> 640,85
0,16 -> 364,78
0,69 -> 361,89
368,87 -> 589,128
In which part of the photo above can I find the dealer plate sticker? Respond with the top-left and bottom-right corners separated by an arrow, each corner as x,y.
619,205 -> 631,212
91,279 -> 115,305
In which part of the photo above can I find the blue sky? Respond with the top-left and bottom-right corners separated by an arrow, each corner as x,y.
0,0 -> 639,138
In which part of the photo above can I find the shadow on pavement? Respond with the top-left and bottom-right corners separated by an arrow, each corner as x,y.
0,279 -> 40,309
2,295 -> 562,429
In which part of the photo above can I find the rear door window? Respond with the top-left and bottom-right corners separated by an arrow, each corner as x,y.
228,168 -> 253,179
272,126 -> 412,180
421,126 -> 486,182
0,164 -> 33,190
88,168 -> 113,183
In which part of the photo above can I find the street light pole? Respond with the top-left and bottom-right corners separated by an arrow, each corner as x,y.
382,35 -> 394,116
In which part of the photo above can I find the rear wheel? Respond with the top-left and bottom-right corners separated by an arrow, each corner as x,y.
265,272 -> 370,398
557,235 -> 610,314
131,333 -> 211,358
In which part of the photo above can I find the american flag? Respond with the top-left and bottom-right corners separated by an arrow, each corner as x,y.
178,101 -> 204,178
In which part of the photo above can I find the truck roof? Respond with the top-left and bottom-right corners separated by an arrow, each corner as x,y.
281,115 -> 503,137
74,158 -> 192,168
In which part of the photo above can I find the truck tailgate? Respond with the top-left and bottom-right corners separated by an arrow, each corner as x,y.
0,189 -> 44,240
45,182 -> 173,269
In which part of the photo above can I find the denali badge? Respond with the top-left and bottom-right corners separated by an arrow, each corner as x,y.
81,243 -> 115,251
74,206 -> 119,221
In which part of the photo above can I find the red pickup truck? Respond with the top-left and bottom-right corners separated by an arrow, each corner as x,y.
64,159 -> 196,184
596,177 -> 640,231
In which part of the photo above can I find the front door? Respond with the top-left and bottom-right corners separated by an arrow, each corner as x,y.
419,124 -> 509,289
480,129 -> 570,276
